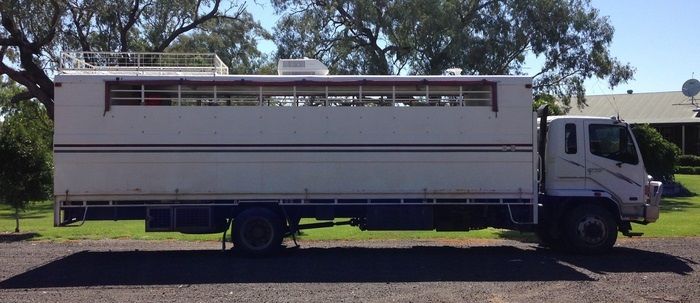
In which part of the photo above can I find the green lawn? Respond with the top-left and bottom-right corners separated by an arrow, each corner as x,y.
0,202 -> 516,241
0,202 -> 222,241
629,174 -> 700,237
2,175 -> 699,241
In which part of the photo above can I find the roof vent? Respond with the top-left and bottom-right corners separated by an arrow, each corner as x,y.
277,58 -> 329,75
443,68 -> 463,76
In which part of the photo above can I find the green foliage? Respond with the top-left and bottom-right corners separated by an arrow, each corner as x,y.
273,0 -> 398,75
272,0 -> 635,106
0,0 -> 268,118
675,166 -> 700,175
57,0 -> 260,53
632,124 -> 680,182
168,17 -> 272,74
0,82 -> 53,232
677,155 -> 700,167
532,94 -> 566,115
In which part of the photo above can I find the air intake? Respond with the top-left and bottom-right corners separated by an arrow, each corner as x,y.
277,58 -> 329,75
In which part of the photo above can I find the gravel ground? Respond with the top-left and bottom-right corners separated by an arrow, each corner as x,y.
0,237 -> 698,303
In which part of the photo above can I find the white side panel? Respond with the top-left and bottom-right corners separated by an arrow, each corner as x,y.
55,153 -> 534,198
54,75 -> 535,201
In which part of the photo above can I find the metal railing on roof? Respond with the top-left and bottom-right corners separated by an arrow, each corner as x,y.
60,52 -> 229,75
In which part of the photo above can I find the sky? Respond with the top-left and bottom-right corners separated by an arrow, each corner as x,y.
246,0 -> 700,96
584,0 -> 700,95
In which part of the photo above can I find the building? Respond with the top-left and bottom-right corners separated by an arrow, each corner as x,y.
567,91 -> 700,155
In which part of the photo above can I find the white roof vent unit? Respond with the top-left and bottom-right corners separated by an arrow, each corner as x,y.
277,58 -> 329,75
443,68 -> 463,76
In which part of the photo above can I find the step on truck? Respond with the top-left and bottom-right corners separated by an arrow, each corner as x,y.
53,52 -> 663,254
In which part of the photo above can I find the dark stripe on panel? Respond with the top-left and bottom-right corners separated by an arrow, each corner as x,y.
54,143 -> 533,148
55,149 -> 533,154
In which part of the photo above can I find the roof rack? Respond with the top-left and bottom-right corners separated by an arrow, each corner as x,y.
59,52 -> 229,75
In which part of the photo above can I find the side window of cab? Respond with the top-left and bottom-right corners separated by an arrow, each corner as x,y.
588,124 -> 639,165
565,123 -> 577,154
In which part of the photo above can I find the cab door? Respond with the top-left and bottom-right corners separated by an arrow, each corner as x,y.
584,121 -> 646,204
545,119 -> 587,191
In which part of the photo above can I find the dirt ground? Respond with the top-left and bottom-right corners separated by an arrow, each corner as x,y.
0,237 -> 698,303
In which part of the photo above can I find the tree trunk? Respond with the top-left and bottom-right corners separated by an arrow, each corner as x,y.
14,207 -> 20,233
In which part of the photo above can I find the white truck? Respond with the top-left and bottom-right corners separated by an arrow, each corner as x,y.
53,52 -> 663,254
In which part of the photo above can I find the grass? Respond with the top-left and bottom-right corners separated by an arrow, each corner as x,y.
2,175 -> 700,241
0,202 -> 515,241
0,205 -> 223,241
628,174 -> 700,237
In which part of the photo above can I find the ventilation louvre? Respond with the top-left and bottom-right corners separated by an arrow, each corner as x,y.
278,58 -> 329,75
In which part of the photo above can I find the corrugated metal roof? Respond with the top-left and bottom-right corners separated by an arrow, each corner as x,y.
567,91 -> 700,124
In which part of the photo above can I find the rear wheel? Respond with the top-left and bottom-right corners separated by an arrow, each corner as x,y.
232,208 -> 284,255
563,204 -> 618,254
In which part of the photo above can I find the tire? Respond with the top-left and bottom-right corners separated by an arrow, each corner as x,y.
563,204 -> 618,254
232,208 -> 284,255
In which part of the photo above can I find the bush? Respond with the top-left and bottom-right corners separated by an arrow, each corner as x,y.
677,155 -> 700,166
0,84 -> 53,233
675,166 -> 700,175
632,124 -> 680,182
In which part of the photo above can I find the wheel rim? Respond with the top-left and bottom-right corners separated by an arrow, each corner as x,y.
576,215 -> 607,246
241,217 -> 274,250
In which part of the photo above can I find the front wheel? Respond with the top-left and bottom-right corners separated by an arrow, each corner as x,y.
563,204 -> 618,254
232,208 -> 284,255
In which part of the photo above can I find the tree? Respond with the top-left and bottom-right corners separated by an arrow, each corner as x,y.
632,124 -> 680,183
0,81 -> 53,232
0,0 -> 266,119
532,94 -> 566,115
272,0 -> 634,106
273,0 -> 406,75
169,16 -> 273,74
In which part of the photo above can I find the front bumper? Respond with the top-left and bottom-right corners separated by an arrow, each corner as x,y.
644,181 -> 663,223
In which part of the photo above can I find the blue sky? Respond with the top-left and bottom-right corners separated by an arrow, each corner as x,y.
247,0 -> 699,96
584,0 -> 700,95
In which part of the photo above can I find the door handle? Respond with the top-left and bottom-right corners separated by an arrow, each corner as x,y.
587,168 -> 603,173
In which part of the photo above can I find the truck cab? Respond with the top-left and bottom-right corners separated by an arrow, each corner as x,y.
538,116 -> 663,251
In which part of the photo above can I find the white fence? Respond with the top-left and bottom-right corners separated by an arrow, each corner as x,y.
60,52 -> 229,75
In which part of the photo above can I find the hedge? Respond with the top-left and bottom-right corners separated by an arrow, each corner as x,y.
632,124 -> 680,182
677,155 -> 700,167
675,166 -> 700,175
